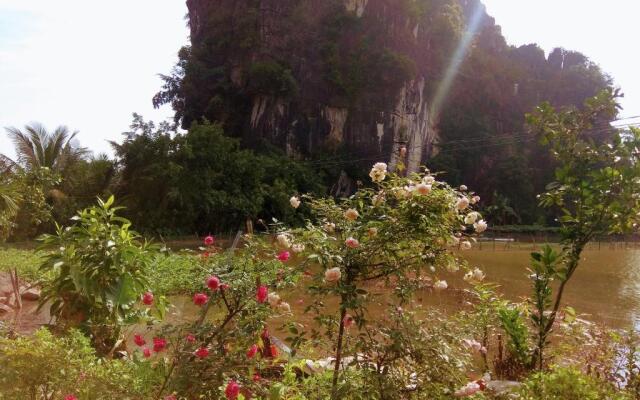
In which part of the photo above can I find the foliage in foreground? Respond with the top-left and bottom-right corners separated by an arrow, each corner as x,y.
0,328 -> 160,400
517,367 -> 631,400
38,196 -> 165,355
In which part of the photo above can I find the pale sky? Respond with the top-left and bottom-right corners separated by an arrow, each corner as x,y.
1,1 -> 638,159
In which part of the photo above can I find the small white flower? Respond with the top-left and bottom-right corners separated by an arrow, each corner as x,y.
344,208 -> 359,221
276,233 -> 291,249
464,271 -> 473,282
345,237 -> 360,248
472,268 -> 485,281
369,162 -> 388,183
268,292 -> 281,307
291,243 -> 305,253
454,381 -> 481,397
422,175 -> 435,185
325,267 -> 342,283
464,268 -> 485,283
464,212 -> 480,225
459,185 -> 468,191
415,183 -> 432,195
470,195 -> 481,204
290,196 -> 301,209
434,280 -> 448,291
456,197 -> 470,210
474,219 -> 488,233
278,302 -> 291,313
323,222 -> 336,233
460,240 -> 472,250
394,187 -> 409,199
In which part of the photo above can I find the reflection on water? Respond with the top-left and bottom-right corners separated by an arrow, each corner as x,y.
463,249 -> 640,330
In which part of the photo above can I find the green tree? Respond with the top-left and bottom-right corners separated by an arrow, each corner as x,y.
5,123 -> 88,173
111,115 -> 324,234
525,89 -> 640,365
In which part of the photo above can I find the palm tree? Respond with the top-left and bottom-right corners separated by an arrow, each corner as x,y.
5,123 -> 88,173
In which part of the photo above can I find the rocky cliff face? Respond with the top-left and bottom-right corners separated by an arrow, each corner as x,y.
176,0 -> 470,173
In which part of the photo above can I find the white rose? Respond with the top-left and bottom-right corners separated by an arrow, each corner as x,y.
422,175 -> 435,185
415,183 -> 432,195
278,302 -> 291,313
456,197 -> 470,210
474,219 -> 488,233
325,267 -> 342,283
472,268 -> 485,281
276,233 -> 291,249
268,292 -> 281,307
344,208 -> 359,221
290,196 -> 301,209
369,162 -> 388,183
464,212 -> 480,225
345,237 -> 360,249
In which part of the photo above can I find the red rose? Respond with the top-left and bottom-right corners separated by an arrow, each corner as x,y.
277,251 -> 290,262
64,395 -> 78,400
186,334 -> 196,343
153,337 -> 167,352
193,293 -> 208,306
204,235 -> 215,246
143,348 -> 152,358
253,373 -> 261,382
220,283 -> 230,290
142,291 -> 154,305
134,334 -> 146,347
256,285 -> 268,303
195,347 -> 209,358
225,380 -> 240,400
246,344 -> 258,358
206,276 -> 220,290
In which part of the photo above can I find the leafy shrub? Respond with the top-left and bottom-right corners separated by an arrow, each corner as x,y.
0,328 -> 159,400
517,367 -> 631,400
38,196 -> 164,354
139,243 -> 299,399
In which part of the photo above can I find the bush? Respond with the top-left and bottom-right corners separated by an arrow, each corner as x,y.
38,196 -> 164,354
0,328 -> 159,399
517,367 -> 631,400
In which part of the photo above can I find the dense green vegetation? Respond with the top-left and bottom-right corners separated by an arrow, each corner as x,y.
0,0 -> 638,397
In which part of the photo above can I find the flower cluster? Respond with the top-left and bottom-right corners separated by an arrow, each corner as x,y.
369,162 -> 388,183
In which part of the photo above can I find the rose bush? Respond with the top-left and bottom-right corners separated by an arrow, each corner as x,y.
268,164 -> 488,398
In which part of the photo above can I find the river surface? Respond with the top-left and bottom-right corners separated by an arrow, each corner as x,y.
164,246 -> 640,332
463,247 -> 640,330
